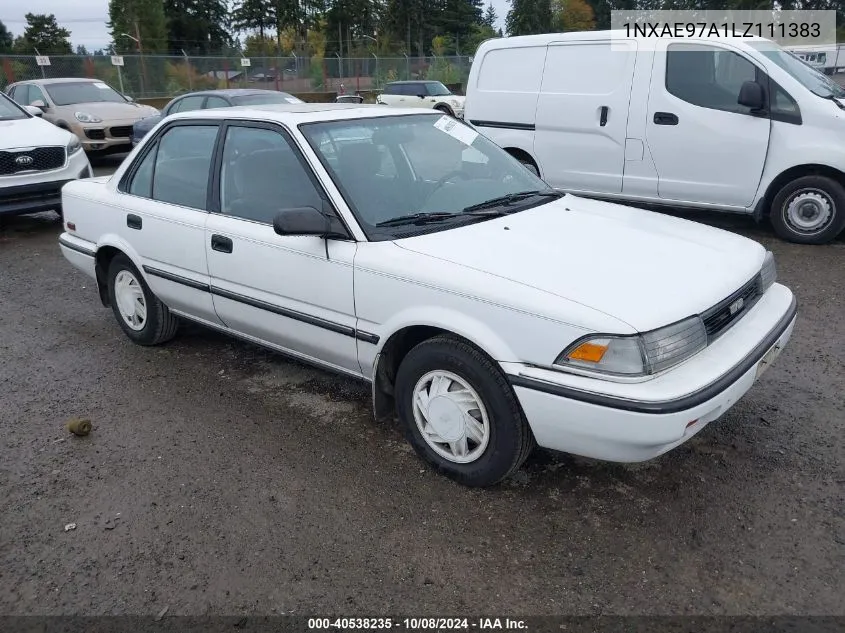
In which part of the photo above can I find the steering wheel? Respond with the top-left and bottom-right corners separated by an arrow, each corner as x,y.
419,170 -> 472,209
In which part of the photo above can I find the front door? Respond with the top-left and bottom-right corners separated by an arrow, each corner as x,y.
533,40 -> 637,193
204,121 -> 360,375
646,41 -> 770,208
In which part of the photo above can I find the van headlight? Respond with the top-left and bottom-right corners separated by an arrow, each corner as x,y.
67,135 -> 82,155
760,250 -> 777,292
556,316 -> 707,377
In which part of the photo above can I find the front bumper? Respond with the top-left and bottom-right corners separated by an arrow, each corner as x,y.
70,119 -> 139,153
506,284 -> 797,462
0,151 -> 91,216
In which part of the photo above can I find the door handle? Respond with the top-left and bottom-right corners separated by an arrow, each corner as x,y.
127,214 -> 142,230
211,234 -> 233,253
653,112 -> 679,125
599,106 -> 609,127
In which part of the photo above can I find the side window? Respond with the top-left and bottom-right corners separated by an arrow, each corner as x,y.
204,96 -> 229,109
171,95 -> 205,113
542,42 -> 634,95
29,85 -> 47,104
771,82 -> 801,123
385,84 -> 400,95
8,86 -> 19,101
219,126 -> 323,224
666,44 -> 758,114
11,85 -> 29,104
152,125 -> 218,208
128,143 -> 157,197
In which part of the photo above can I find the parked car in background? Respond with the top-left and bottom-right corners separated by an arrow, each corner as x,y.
336,94 -> 365,104
0,91 -> 91,218
376,81 -> 464,118
5,78 -> 158,156
466,31 -> 845,244
58,104 -> 795,487
131,89 -> 304,145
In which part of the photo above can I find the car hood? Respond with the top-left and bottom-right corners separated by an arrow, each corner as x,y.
0,115 -> 72,149
394,195 -> 765,332
55,101 -> 158,121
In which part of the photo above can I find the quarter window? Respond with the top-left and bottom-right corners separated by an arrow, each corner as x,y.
204,96 -> 229,108
170,95 -> 205,113
219,126 -> 323,224
666,44 -> 759,114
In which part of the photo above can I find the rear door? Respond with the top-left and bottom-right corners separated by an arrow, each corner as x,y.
533,40 -> 637,194
645,41 -> 770,207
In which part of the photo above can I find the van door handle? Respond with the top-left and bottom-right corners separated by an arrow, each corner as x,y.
127,214 -> 142,230
599,106 -> 609,126
211,234 -> 233,253
653,112 -> 679,125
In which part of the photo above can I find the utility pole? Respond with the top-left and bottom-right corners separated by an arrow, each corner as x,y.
135,20 -> 147,98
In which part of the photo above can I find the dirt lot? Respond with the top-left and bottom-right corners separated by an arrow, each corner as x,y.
0,158 -> 843,617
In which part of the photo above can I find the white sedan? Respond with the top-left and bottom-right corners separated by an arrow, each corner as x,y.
58,104 -> 797,487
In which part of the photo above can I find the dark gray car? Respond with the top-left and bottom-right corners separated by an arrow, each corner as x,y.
131,89 -> 304,146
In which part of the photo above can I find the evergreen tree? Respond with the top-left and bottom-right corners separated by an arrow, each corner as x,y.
506,0 -> 553,35
482,3 -> 498,28
0,20 -> 13,53
231,0 -> 276,54
109,0 -> 168,53
13,14 -> 73,55
164,0 -> 231,54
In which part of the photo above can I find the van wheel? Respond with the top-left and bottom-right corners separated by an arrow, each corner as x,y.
107,254 -> 179,346
394,335 -> 534,487
770,175 -> 845,244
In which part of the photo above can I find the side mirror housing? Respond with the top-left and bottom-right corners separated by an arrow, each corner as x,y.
30,99 -> 47,110
273,206 -> 347,239
738,81 -> 765,110
24,105 -> 44,117
417,94 -> 426,99
124,94 -> 135,102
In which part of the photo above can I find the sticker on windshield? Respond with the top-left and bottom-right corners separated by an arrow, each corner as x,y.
434,115 -> 478,146
94,82 -> 109,89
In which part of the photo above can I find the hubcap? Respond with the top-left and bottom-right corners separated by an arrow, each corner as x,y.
412,370 -> 490,464
784,189 -> 834,235
114,270 -> 147,331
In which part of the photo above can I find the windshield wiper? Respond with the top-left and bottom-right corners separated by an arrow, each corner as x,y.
375,209 -> 506,228
461,189 -> 563,213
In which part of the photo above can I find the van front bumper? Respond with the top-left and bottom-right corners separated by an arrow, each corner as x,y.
505,284 -> 797,462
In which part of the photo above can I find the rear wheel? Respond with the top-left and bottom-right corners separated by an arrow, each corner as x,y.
770,175 -> 845,244
107,254 -> 179,345
395,335 -> 534,487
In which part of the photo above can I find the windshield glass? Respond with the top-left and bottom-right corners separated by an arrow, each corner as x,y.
45,81 -> 127,106
301,114 -> 552,239
750,43 -> 845,98
0,93 -> 28,121
232,93 -> 304,106
425,82 -> 452,96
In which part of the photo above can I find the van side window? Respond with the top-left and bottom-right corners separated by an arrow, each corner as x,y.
666,44 -> 759,115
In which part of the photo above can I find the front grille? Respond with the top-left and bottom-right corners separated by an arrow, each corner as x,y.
0,147 -> 66,176
85,129 -> 106,140
702,275 -> 762,341
109,125 -> 133,138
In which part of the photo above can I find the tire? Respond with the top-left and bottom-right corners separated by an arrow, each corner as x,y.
106,254 -> 179,346
394,335 -> 534,487
769,175 -> 845,245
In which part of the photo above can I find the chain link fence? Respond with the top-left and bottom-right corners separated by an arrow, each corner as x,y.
0,54 -> 474,99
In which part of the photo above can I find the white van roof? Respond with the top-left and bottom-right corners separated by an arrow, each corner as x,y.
480,30 -> 772,49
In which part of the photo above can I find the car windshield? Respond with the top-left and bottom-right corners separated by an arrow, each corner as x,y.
44,81 -> 127,106
750,42 -> 845,99
0,93 -> 28,120
425,82 -> 452,96
232,93 -> 304,106
301,113 -> 555,240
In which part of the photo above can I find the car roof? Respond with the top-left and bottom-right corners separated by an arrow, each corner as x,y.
175,88 -> 294,98
479,29 -> 770,49
166,102 -> 442,124
386,80 -> 439,85
13,77 -> 105,85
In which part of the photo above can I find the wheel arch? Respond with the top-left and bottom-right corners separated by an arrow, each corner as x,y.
757,163 -> 845,220
93,236 -> 147,307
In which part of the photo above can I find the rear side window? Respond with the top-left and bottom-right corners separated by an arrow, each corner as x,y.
666,44 -> 759,114
541,42 -> 635,95
171,95 -> 205,113
385,84 -> 401,95
129,145 -> 156,197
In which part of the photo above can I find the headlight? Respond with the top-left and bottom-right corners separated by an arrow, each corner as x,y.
760,250 -> 777,293
67,135 -> 82,155
75,112 -> 102,123
556,315 -> 707,377
451,99 -> 460,107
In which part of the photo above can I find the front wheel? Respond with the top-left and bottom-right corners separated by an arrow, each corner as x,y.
107,254 -> 179,345
770,175 -> 845,244
394,335 -> 534,487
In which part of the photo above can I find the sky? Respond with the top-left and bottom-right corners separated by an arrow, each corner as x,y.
2,0 -> 509,52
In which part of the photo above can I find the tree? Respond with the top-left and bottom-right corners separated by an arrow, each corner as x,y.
0,20 -> 13,53
76,44 -> 90,55
164,0 -> 232,54
231,0 -> 276,55
243,33 -> 277,57
13,14 -> 73,55
553,0 -> 595,32
109,0 -> 168,53
482,3 -> 498,28
506,0 -> 553,35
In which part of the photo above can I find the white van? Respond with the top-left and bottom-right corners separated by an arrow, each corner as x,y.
465,31 -> 845,244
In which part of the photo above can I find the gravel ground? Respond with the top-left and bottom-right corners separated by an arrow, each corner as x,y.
0,156 -> 843,617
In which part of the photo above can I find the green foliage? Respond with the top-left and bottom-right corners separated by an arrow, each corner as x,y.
553,0 -> 596,32
164,0 -> 231,54
0,20 -> 13,53
109,0 -> 168,53
506,0 -> 553,35
13,14 -> 73,55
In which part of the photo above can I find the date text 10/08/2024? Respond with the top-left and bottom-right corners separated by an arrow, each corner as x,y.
308,618 -> 528,630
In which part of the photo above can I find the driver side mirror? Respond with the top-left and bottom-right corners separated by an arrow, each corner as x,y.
738,80 -> 765,110
24,105 -> 44,117
417,94 -> 426,99
30,99 -> 47,111
273,206 -> 347,239
124,94 -> 135,102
